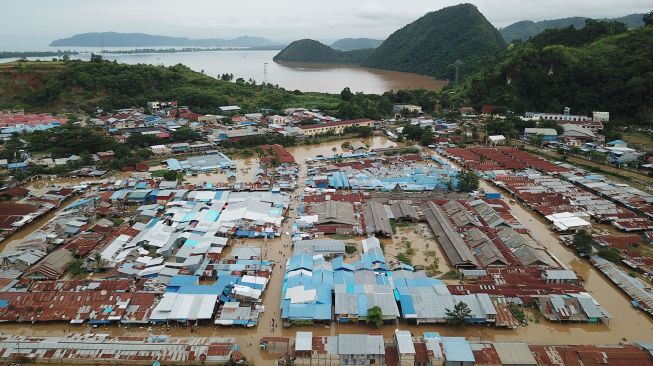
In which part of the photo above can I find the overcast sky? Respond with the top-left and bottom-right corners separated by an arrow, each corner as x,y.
2,0 -> 652,48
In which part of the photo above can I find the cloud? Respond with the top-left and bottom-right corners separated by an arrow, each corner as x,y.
1,0 -> 652,47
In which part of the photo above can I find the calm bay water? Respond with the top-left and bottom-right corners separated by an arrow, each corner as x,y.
1,49 -> 447,94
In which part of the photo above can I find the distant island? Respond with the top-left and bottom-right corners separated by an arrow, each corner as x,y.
275,4 -> 506,80
50,32 -> 283,48
330,38 -> 384,51
500,13 -> 645,42
0,50 -> 79,60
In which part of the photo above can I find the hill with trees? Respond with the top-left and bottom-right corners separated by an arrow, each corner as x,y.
330,38 -> 384,51
50,32 -> 280,48
0,57 -> 442,121
0,56 -> 341,114
361,4 -> 506,79
274,4 -> 506,80
500,13 -> 646,43
458,17 -> 653,123
272,39 -> 372,63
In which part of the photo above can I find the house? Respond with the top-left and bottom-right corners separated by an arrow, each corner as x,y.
393,104 -> 422,114
97,151 -> 115,161
561,124 -> 596,141
219,105 -> 241,113
523,128 -> 557,141
349,141 -> 368,153
459,107 -> 475,115
312,200 -> 357,235
607,139 -> 628,148
593,111 -> 610,122
293,239 -> 345,257
298,119 -> 373,137
542,269 -> 579,285
169,143 -> 190,153
606,147 -> 640,164
487,135 -> 506,145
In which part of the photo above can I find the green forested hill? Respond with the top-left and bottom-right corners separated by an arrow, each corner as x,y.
272,39 -> 372,63
274,4 -> 506,80
460,24 -> 653,122
500,13 -> 645,43
0,58 -> 342,113
361,4 -> 506,79
0,58 -> 442,121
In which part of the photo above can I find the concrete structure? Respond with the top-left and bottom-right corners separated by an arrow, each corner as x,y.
524,128 -> 558,141
298,119 -> 373,137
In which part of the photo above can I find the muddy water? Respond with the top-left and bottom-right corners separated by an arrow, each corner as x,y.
0,195 -> 78,252
479,179 -> 653,344
184,157 -> 260,185
3,141 -> 653,366
287,136 -> 400,160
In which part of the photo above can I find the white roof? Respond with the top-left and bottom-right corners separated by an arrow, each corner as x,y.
285,286 -> 317,304
488,135 -> 506,141
219,105 -> 241,111
295,332 -> 313,351
362,236 -> 381,253
525,128 -> 557,136
395,330 -> 415,354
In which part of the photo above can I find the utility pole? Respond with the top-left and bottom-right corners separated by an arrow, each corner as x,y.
263,63 -> 268,85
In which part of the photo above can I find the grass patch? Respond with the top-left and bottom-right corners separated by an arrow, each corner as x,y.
150,169 -> 168,178
426,259 -> 440,277
510,304 -> 526,324
441,270 -> 460,280
396,253 -> 412,265
332,234 -> 354,240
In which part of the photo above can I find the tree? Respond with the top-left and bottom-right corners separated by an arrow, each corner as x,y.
644,11 -> 653,26
528,133 -> 544,147
69,259 -> 84,276
597,247 -> 622,263
340,87 -> 354,101
572,229 -> 594,256
456,170 -> 479,192
163,170 -> 178,181
366,306 -> 383,327
446,301 -> 472,326
93,253 -> 106,272
171,126 -> 200,142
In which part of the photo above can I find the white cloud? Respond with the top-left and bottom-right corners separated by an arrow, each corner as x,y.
2,0 -> 652,48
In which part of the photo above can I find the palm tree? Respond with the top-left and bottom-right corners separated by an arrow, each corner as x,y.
93,253 -> 105,272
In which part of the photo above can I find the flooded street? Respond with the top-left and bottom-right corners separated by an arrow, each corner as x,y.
479,179 -> 653,344
287,135 -> 400,159
2,137 -> 653,366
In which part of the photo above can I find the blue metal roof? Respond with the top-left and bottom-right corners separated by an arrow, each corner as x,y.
167,275 -> 199,288
165,158 -> 183,171
442,337 -> 475,362
288,254 -> 314,271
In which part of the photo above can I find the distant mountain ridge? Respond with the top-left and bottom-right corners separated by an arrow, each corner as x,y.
330,38 -> 384,51
275,4 -> 506,80
500,13 -> 645,42
50,32 -> 281,48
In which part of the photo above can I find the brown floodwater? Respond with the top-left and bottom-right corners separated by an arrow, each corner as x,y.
287,136 -> 400,160
276,60 -> 449,93
3,141 -> 653,366
29,50 -> 448,94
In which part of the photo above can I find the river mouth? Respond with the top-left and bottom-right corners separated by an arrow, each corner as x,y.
0,50 -> 448,94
